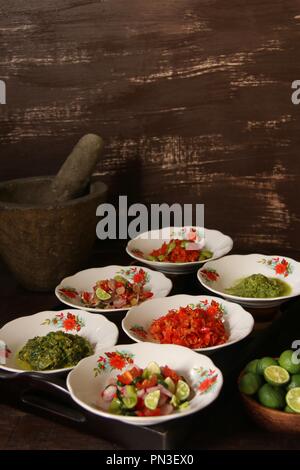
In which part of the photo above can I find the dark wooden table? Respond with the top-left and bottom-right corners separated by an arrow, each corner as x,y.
1,240 -> 300,450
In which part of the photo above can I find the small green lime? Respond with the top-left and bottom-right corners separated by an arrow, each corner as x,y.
287,374 -> 300,391
108,397 -> 122,414
264,365 -> 290,386
175,379 -> 190,401
257,357 -> 278,375
286,387 -> 300,413
245,359 -> 259,374
258,383 -> 285,409
178,401 -> 190,410
170,394 -> 180,408
239,372 -> 262,395
279,350 -> 300,374
145,361 -> 161,376
165,377 -> 176,394
284,405 -> 296,413
144,390 -> 160,410
95,288 -> 111,301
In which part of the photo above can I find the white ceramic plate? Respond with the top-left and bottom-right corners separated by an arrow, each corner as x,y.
0,309 -> 119,374
126,226 -> 233,274
67,342 -> 223,426
197,254 -> 300,308
55,265 -> 173,313
122,294 -> 254,352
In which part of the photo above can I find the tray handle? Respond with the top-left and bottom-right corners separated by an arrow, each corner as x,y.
0,370 -> 68,393
0,369 -> 87,424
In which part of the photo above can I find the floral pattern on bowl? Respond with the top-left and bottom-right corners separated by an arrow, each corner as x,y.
259,257 -> 293,277
41,312 -> 85,332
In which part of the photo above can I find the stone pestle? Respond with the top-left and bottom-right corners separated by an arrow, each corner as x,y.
40,133 -> 104,203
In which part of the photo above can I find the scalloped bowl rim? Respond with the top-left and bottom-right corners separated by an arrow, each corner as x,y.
198,254 -> 300,302
126,227 -> 233,267
122,294 -> 254,352
55,265 -> 173,313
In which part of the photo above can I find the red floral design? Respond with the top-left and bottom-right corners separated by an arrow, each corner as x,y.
130,325 -> 148,339
187,228 -> 197,242
200,269 -> 219,283
194,367 -> 219,394
94,350 -> 135,376
63,313 -> 79,331
198,375 -> 218,392
133,271 -> 145,284
132,249 -> 144,258
259,257 -> 293,278
106,352 -> 127,370
275,258 -> 289,276
97,356 -> 107,370
59,288 -> 78,299
42,312 -> 84,332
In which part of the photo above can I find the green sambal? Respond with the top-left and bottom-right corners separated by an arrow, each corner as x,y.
18,331 -> 93,370
225,273 -> 291,298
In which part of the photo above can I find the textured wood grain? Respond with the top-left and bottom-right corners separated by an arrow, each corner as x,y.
1,0 -> 300,254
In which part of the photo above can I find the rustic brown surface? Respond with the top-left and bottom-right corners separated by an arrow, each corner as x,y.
1,0 -> 300,252
1,0 -> 300,451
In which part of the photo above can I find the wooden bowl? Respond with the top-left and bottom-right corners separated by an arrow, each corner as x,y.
239,373 -> 300,433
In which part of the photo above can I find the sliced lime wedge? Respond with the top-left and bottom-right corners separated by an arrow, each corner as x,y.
146,361 -> 161,376
122,395 -> 137,409
264,365 -> 290,386
286,387 -> 300,413
108,397 -> 122,414
122,385 -> 137,409
164,377 -> 176,394
179,401 -> 190,411
144,390 -> 160,410
95,288 -> 111,301
170,394 -> 180,408
175,379 -> 190,401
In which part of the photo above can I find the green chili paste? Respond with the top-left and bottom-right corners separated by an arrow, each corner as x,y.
18,331 -> 93,370
225,273 -> 291,298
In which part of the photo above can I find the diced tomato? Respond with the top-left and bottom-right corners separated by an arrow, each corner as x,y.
136,397 -> 144,410
137,407 -> 161,417
143,291 -> 154,298
136,375 -> 158,389
115,281 -> 125,288
59,289 -> 77,299
161,366 -> 180,383
117,371 -> 133,385
128,366 -> 143,379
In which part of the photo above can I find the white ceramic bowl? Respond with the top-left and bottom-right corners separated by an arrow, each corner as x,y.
198,254 -> 300,308
67,342 -> 223,426
0,309 -> 119,374
55,265 -> 172,313
126,226 -> 233,274
122,294 -> 254,352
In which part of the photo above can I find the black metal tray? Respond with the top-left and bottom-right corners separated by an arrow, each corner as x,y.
0,298 -> 299,450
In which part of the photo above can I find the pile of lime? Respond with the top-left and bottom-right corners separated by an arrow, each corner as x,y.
239,350 -> 300,413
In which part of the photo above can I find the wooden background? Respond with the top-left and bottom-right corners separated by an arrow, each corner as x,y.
1,0 -> 300,254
